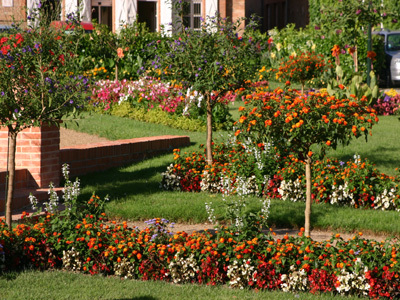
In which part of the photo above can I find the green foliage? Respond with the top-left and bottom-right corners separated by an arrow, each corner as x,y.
151,15 -> 263,101
110,102 -> 207,132
0,14 -> 91,132
327,71 -> 383,106
77,21 -> 165,80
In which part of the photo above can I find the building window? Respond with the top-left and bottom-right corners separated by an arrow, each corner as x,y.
182,0 -> 202,30
42,0 -> 61,23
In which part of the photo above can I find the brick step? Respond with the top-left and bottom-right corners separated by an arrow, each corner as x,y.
0,187 -> 63,214
0,168 -> 31,190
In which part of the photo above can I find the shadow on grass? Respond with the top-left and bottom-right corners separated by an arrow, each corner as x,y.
269,203 -> 324,229
76,159 -> 170,201
332,145 -> 400,175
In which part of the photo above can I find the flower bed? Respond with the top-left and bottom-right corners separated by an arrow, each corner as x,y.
373,89 -> 400,116
1,213 -> 400,298
89,77 -> 235,130
161,143 -> 400,211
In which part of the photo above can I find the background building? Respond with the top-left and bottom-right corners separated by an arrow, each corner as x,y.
0,0 -> 309,32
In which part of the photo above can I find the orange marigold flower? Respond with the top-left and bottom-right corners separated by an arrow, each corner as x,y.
331,44 -> 340,57
326,140 -> 331,146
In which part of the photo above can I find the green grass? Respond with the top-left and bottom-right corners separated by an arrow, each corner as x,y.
327,115 -> 400,176
0,270 -> 360,300
64,112 -> 400,235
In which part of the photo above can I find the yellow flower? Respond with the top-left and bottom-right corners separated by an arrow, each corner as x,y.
276,43 -> 282,51
270,52 -> 276,59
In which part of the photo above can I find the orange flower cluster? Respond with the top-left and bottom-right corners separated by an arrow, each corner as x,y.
235,88 -> 378,160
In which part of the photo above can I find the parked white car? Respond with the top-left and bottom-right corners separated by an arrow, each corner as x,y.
373,29 -> 400,86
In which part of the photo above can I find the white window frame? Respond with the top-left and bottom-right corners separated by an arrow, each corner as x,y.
183,0 -> 202,30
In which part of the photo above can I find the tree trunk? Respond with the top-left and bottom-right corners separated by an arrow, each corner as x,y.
354,45 -> 358,73
304,155 -> 312,237
206,93 -> 213,165
5,130 -> 17,228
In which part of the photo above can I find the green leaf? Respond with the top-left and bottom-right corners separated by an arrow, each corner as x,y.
336,65 -> 343,78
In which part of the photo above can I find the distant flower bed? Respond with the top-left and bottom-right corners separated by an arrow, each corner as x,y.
89,77 -> 235,130
373,89 -> 400,115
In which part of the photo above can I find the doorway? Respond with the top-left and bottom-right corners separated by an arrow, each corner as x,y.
91,0 -> 113,29
138,1 -> 157,32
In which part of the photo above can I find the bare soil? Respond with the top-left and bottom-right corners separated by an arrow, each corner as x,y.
59,128 -> 397,242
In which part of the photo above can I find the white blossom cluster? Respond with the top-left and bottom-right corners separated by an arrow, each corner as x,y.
169,253 -> 199,284
62,163 -> 81,211
44,182 -> 60,213
374,188 -> 398,211
205,201 -> 216,224
62,247 -> 83,272
280,265 -> 308,292
235,175 -> 260,196
226,259 -> 255,289
114,257 -> 136,279
260,197 -> 271,221
278,179 -> 304,202
335,259 -> 370,296
330,182 -> 354,205
182,88 -> 203,116
200,170 -> 220,193
160,164 -> 181,191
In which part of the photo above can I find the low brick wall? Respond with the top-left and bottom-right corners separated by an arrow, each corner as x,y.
0,132 -> 190,212
60,135 -> 190,177
0,125 -> 60,188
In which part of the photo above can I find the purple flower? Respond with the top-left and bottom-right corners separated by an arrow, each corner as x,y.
314,25 -> 320,30
340,161 -> 345,166
356,9 -> 361,15
14,108 -> 18,113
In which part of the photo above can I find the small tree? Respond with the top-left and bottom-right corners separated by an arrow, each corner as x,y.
152,15 -> 263,164
0,11 -> 91,227
235,87 -> 379,236
275,51 -> 330,93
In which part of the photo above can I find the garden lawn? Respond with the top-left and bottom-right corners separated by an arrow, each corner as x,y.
64,112 -> 400,234
0,270 -> 361,300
